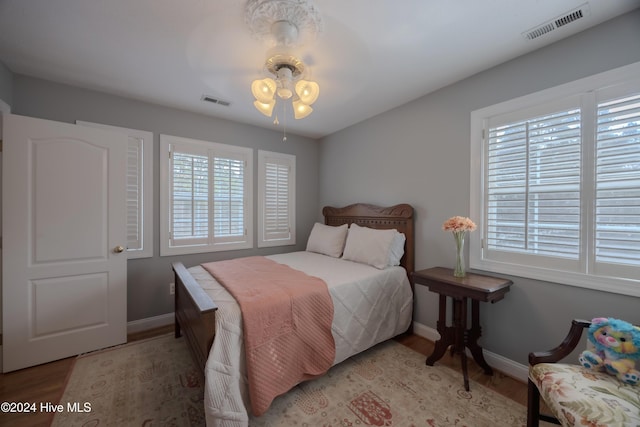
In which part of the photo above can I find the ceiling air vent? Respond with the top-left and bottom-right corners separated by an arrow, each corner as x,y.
522,3 -> 590,40
555,8 -> 584,28
201,95 -> 231,107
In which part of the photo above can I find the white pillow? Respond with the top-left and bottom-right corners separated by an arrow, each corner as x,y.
306,223 -> 349,258
388,232 -> 406,266
342,223 -> 400,269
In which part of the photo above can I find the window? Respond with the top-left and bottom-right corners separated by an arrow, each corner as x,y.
76,121 -> 153,259
258,150 -> 296,247
160,134 -> 253,256
470,62 -> 640,297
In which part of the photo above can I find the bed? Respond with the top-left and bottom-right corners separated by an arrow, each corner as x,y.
172,203 -> 415,425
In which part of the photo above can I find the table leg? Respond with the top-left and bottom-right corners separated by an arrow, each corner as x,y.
452,297 -> 465,355
460,351 -> 470,391
426,294 -> 452,366
456,297 -> 470,391
466,299 -> 493,375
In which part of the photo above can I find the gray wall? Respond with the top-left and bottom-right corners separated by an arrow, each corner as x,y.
319,10 -> 640,365
11,76 -> 321,322
0,61 -> 12,106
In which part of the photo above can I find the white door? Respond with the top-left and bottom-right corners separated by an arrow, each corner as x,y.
2,114 -> 128,372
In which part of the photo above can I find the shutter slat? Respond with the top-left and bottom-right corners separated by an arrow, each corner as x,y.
487,107 -> 581,259
126,137 -> 143,250
171,151 -> 209,241
262,158 -> 292,241
213,156 -> 245,239
595,93 -> 640,265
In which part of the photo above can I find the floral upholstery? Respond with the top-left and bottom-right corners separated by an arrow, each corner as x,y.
529,362 -> 640,427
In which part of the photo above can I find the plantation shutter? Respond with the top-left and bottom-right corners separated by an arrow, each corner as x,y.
257,151 -> 295,247
126,137 -> 143,251
213,153 -> 246,242
76,121 -> 153,258
160,134 -> 252,255
266,158 -> 292,240
170,146 -> 209,246
594,92 -> 640,267
486,105 -> 582,262
264,161 -> 290,238
471,68 -> 640,294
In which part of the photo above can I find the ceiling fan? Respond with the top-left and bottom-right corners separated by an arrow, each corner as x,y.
245,0 -> 323,120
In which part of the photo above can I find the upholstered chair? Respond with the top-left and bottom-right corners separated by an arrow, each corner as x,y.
527,319 -> 640,427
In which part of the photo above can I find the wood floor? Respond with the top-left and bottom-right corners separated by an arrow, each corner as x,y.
0,326 -> 530,427
394,333 -> 530,406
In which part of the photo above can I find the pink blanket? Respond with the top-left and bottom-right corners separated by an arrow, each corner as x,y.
201,256 -> 335,416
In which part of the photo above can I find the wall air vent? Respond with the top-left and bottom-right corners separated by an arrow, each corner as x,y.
201,95 -> 231,107
522,3 -> 590,40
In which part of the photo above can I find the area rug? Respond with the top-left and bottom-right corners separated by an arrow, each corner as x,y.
53,333 -> 527,426
52,333 -> 204,426
251,339 -> 527,427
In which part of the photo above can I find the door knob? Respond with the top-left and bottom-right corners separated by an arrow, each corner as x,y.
114,245 -> 125,253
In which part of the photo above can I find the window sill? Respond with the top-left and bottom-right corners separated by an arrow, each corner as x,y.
470,258 -> 640,298
160,241 -> 253,257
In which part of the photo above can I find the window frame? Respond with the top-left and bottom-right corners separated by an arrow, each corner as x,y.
258,150 -> 296,248
159,134 -> 253,256
76,121 -> 153,259
470,61 -> 640,297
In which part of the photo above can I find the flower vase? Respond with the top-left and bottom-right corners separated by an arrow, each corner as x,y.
453,231 -> 466,278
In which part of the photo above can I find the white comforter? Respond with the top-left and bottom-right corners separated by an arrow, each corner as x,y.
187,251 -> 413,427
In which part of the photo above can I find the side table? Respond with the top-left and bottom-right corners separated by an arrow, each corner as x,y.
411,267 -> 513,391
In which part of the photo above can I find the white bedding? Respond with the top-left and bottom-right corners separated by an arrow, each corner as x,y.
188,251 -> 413,427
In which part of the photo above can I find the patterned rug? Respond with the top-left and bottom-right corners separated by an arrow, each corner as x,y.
52,333 -> 204,426
54,334 -> 527,426
252,340 -> 526,427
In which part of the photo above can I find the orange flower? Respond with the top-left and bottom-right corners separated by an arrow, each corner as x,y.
442,216 -> 477,232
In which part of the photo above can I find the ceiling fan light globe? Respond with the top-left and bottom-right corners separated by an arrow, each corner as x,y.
277,87 -> 293,99
292,98 -> 313,119
253,99 -> 275,117
295,80 -> 319,105
251,78 -> 276,103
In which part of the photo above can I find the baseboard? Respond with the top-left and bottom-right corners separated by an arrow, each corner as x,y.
412,320 -> 441,342
412,321 -> 529,383
127,312 -> 174,334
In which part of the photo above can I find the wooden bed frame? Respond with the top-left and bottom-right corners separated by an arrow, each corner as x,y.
172,203 -> 415,373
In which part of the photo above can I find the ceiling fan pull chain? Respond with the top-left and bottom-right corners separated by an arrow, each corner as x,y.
283,101 -> 288,141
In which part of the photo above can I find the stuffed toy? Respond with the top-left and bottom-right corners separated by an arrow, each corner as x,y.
579,317 -> 640,386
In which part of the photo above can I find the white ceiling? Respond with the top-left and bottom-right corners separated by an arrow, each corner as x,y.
0,0 -> 638,138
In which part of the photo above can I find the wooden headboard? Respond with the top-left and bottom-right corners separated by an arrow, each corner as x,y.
322,203 -> 415,276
